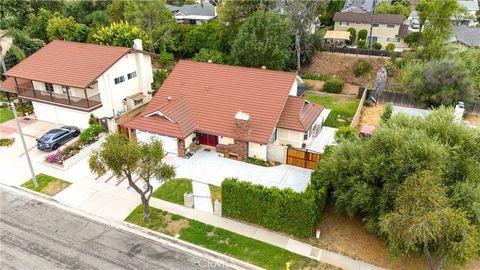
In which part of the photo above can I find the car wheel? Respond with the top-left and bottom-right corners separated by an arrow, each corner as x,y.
52,144 -> 59,150
74,131 -> 80,137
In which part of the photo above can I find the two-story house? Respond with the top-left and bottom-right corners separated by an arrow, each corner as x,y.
333,12 -> 409,49
0,40 -> 154,129
123,60 -> 325,162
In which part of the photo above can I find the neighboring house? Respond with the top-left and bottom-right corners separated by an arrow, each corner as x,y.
0,30 -> 12,56
0,40 -> 154,129
165,2 -> 217,25
450,25 -> 480,47
342,0 -> 390,14
455,0 -> 479,26
124,60 -> 325,161
333,12 -> 409,49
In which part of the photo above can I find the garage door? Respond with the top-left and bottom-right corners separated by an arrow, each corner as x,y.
32,102 -> 90,129
136,130 -> 178,155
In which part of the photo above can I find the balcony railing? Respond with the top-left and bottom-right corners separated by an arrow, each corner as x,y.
17,87 -> 102,110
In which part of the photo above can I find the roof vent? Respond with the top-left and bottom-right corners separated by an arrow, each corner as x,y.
167,96 -> 172,101
234,111 -> 250,121
207,59 -> 213,63
261,66 -> 267,69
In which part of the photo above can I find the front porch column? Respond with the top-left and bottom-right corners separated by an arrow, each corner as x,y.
30,81 -> 36,98
66,87 -> 72,104
84,88 -> 90,108
13,77 -> 20,95
178,139 -> 185,157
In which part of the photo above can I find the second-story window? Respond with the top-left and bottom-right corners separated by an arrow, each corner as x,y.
387,24 -> 396,28
45,83 -> 54,92
127,71 -> 137,80
114,76 -> 125,85
62,86 -> 71,95
339,21 -> 349,26
372,23 -> 379,27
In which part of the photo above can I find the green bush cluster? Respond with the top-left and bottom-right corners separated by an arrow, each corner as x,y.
221,178 -> 327,238
381,103 -> 393,123
358,29 -> 368,41
353,59 -> 372,77
347,28 -> 356,45
385,43 -> 396,51
79,124 -> 103,146
372,42 -> 382,50
300,72 -> 329,81
323,79 -> 344,93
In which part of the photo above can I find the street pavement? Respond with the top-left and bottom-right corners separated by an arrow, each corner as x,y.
0,189 -> 232,270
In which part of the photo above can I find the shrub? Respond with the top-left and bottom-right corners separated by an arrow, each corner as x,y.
153,69 -> 169,88
358,29 -> 368,41
381,103 -> 393,123
385,43 -> 396,51
79,124 -> 103,146
0,138 -> 14,146
222,178 -> 325,238
62,142 -> 81,160
404,32 -> 421,47
357,39 -> 367,49
300,72 -> 329,81
372,42 -> 382,50
323,79 -> 344,93
353,59 -> 372,77
347,27 -> 356,45
88,114 -> 99,126
157,52 -> 175,69
335,126 -> 359,142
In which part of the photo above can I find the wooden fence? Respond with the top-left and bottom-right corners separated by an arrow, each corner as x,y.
286,147 -> 321,170
321,45 -> 402,58
351,87 -> 368,127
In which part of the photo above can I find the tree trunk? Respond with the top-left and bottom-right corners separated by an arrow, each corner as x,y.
295,32 -> 301,72
141,194 -> 151,220
435,254 -> 446,270
125,172 -> 151,220
423,243 -> 434,270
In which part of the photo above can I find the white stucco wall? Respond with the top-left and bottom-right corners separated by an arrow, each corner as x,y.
334,21 -> 408,48
184,132 -> 196,147
289,79 -> 298,96
32,101 -> 99,129
219,136 -> 234,145
248,142 -> 267,160
277,128 -> 304,148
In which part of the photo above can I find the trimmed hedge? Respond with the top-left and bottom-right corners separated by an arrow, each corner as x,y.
222,178 -> 327,238
323,79 -> 344,93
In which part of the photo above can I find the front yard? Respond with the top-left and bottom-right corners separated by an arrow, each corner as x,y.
305,94 -> 359,128
21,173 -> 71,196
0,107 -> 14,123
125,205 -> 323,270
152,178 -> 193,205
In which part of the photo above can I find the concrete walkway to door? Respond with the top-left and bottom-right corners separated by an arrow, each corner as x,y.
164,149 -> 312,192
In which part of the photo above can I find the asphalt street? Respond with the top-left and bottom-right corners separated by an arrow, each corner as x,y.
0,189 -> 232,270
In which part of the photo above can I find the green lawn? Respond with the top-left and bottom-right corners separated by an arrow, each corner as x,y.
125,205 -> 319,270
152,178 -> 193,205
21,173 -> 71,196
0,107 -> 14,123
208,184 -> 221,206
305,94 -> 360,128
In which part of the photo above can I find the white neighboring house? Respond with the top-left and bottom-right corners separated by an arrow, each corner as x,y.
456,0 -> 479,26
0,40 -> 154,130
165,2 -> 217,25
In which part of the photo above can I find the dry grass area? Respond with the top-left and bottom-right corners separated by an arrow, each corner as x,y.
465,114 -> 480,127
359,104 -> 385,126
304,79 -> 359,96
303,53 -> 387,85
304,79 -> 325,91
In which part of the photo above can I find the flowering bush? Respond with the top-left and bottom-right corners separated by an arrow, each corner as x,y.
46,150 -> 64,164
79,124 -> 104,146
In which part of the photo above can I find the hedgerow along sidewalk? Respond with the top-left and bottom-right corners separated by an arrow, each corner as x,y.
148,196 -> 385,270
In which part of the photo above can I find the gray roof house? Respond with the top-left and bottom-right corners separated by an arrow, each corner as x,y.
166,2 -> 217,25
450,25 -> 480,47
342,0 -> 391,14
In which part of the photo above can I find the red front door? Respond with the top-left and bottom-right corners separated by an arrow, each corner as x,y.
198,133 -> 218,147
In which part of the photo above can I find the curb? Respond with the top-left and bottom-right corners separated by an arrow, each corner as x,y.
0,184 -> 263,270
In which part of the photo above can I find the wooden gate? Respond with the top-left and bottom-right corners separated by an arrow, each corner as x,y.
286,148 -> 321,169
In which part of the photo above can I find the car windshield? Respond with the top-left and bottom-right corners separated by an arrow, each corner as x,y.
40,129 -> 62,140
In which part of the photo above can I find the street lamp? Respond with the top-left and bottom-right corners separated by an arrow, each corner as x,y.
9,101 -> 38,188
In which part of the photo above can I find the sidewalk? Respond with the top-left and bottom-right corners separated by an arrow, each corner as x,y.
0,140 -> 384,270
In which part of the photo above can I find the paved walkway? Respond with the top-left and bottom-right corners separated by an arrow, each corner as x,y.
192,180 -> 213,213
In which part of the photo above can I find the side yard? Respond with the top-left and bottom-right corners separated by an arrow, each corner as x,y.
305,94 -> 359,128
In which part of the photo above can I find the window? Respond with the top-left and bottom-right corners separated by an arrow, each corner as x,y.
114,76 -> 125,85
372,23 -> 379,27
367,36 -> 379,43
134,99 -> 143,106
339,21 -> 349,26
386,24 -> 396,28
386,37 -> 400,42
62,86 -> 71,95
269,128 -> 277,144
303,132 -> 309,140
127,71 -> 137,80
45,83 -> 54,92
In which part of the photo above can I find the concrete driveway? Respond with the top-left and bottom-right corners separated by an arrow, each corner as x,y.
164,149 -> 312,192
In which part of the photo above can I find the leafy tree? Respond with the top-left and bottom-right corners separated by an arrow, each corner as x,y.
376,0 -> 411,18
404,32 -> 421,48
123,0 -> 174,52
335,126 -> 358,142
64,0 -> 111,25
380,171 -> 480,270
218,0 -> 274,25
30,0 -> 65,13
47,15 -> 90,42
89,133 -> 175,219
358,29 -> 368,41
319,0 -> 345,26
108,0 -> 126,22
0,0 -> 31,29
182,20 -> 229,56
232,11 -> 293,70
153,69 -> 169,88
346,27 -> 356,45
93,21 -> 151,49
157,52 -> 175,69
192,48 -> 226,64
24,8 -> 55,42
5,29 -> 45,57
85,10 -> 112,28
404,59 -> 474,106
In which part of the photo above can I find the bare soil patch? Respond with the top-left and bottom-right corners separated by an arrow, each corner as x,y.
304,79 -> 324,91
359,104 -> 385,127
156,214 -> 190,236
303,53 -> 387,86
465,114 -> 480,127
43,181 -> 70,196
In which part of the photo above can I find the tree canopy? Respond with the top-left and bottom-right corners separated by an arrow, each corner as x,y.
232,11 -> 293,70
92,21 -> 151,49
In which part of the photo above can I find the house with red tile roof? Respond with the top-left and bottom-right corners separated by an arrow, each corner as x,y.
0,40 -> 154,129
124,60 -> 325,161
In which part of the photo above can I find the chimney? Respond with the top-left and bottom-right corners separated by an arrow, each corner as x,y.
133,39 -> 143,51
234,111 -> 250,136
167,96 -> 172,101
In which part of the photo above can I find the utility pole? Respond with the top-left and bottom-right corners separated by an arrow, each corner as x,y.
9,102 -> 38,188
368,0 -> 377,49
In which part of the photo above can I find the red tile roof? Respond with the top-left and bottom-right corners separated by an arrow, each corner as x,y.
4,40 -> 135,89
0,77 -> 20,93
277,96 -> 324,132
125,60 -> 298,144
